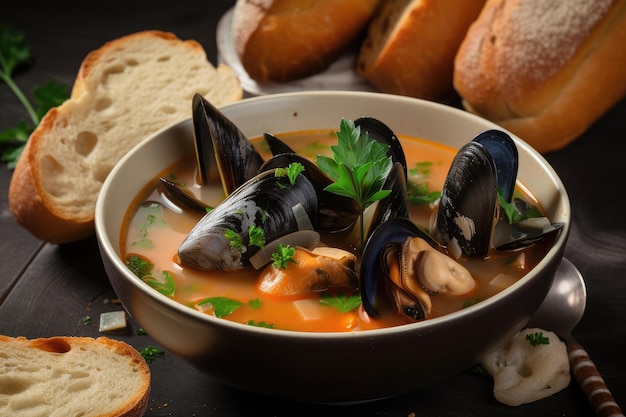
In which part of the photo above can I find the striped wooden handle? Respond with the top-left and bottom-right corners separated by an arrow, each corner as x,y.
569,343 -> 624,417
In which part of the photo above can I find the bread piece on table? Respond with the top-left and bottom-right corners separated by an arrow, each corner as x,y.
8,30 -> 242,244
0,335 -> 150,417
453,0 -> 626,153
231,0 -> 382,82
357,0 -> 486,102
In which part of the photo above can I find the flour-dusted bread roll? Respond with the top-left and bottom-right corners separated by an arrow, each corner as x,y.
9,30 -> 243,244
357,0 -> 486,102
0,335 -> 151,417
454,0 -> 626,153
231,0 -> 382,82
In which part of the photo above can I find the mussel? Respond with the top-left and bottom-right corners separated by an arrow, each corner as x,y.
175,95 -> 411,270
432,130 -> 563,259
360,218 -> 476,320
360,129 -> 564,321
178,168 -> 318,270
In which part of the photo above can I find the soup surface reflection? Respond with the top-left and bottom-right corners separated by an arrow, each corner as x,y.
121,130 -> 550,332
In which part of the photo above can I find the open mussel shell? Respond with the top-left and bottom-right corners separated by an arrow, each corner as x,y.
434,141 -> 499,258
472,129 -> 518,203
192,93 -> 264,193
259,153 -> 360,232
178,168 -> 318,270
362,162 -> 410,242
360,217 -> 438,319
264,132 -> 296,156
158,177 -> 211,213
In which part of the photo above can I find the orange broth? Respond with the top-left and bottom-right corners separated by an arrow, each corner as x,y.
121,130 -> 551,332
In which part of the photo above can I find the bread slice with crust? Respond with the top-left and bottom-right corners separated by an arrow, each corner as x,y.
356,0 -> 486,102
0,335 -> 151,417
9,30 -> 242,243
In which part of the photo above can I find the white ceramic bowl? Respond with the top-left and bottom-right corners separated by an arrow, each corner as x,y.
95,91 -> 570,404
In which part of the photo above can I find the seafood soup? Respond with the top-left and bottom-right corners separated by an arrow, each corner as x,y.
120,127 -> 557,333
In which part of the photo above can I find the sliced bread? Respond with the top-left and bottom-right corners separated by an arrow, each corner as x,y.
0,335 -> 151,417
8,30 -> 243,243
356,0 -> 486,102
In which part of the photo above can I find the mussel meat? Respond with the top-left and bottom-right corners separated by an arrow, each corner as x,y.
257,246 -> 358,297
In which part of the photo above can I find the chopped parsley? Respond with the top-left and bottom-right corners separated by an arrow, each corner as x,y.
125,255 -> 154,279
246,320 -> 275,329
248,298 -> 262,309
248,224 -> 266,248
525,331 -> 550,346
407,161 -> 441,205
319,292 -> 362,313
143,271 -> 176,297
198,296 -> 243,318
225,229 -> 242,250
271,244 -> 296,268
140,345 -> 164,363
274,162 -> 305,185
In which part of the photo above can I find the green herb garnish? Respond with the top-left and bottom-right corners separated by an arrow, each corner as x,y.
81,315 -> 92,326
125,255 -> 154,279
143,271 -> 176,297
319,292 -> 362,313
140,345 -> 164,363
225,229 -> 242,250
271,244 -> 297,268
275,162 -> 305,185
407,161 -> 441,205
499,193 -> 543,224
316,118 -> 393,249
525,331 -> 550,346
248,224 -> 266,248
248,298 -> 262,309
246,320 -> 275,329
0,24 -> 69,168
198,297 -> 243,318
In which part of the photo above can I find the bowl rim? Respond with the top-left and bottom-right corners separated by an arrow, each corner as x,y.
95,90 -> 571,339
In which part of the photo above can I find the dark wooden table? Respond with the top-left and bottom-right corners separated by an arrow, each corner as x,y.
2,2 -> 625,416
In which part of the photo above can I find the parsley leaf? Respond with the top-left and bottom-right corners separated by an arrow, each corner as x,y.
319,292 -> 362,313
271,244 -> 297,268
140,345 -> 164,363
143,271 -> 176,297
525,331 -> 550,346
275,162 -> 305,185
0,24 -> 69,168
248,224 -> 266,248
198,296 -> 243,318
246,320 -> 275,329
225,229 -> 242,250
316,118 -> 393,249
125,255 -> 154,279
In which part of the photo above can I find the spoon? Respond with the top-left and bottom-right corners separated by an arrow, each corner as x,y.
527,258 -> 624,417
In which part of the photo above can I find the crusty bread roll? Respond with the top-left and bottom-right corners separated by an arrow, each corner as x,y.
454,0 -> 626,153
231,0 -> 382,82
357,0 -> 486,102
0,335 -> 150,417
9,30 -> 242,244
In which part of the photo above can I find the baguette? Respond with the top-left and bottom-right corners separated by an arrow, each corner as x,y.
231,0 -> 382,82
0,335 -> 150,417
453,0 -> 626,153
9,30 -> 243,243
357,0 -> 486,102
